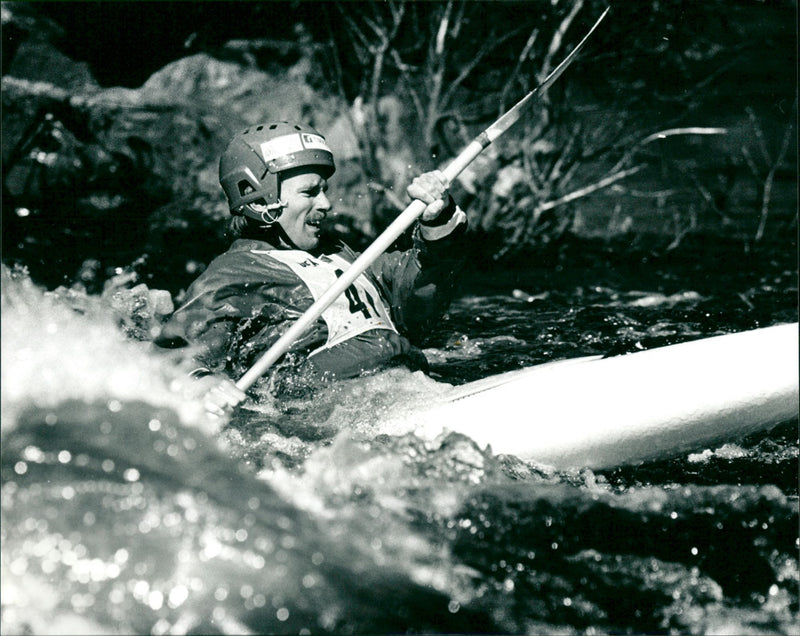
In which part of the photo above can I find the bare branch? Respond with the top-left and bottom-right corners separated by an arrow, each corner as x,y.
361,14 -> 385,41
536,165 -> 644,214
639,127 -> 728,146
339,10 -> 375,61
740,146 -> 760,182
539,0 -> 584,85
439,26 -> 526,114
755,116 -> 795,242
746,106 -> 773,166
425,3 -> 453,122
557,155 -> 582,192
434,0 -> 453,57
450,0 -> 466,40
390,48 -> 426,127
522,141 -> 547,192
548,123 -> 581,184
615,187 -> 679,199
388,0 -> 406,25
388,0 -> 407,36
610,127 -> 727,174
499,27 -> 539,112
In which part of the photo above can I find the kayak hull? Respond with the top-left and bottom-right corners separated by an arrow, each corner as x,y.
411,323 -> 799,469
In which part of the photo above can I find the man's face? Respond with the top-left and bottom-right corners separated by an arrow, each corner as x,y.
277,167 -> 331,250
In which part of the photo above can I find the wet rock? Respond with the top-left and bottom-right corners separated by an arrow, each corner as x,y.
1,35 -> 358,292
6,39 -> 98,94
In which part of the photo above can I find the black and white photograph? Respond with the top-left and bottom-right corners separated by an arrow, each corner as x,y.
2,1 -> 797,633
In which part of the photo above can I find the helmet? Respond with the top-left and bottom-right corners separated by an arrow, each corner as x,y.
218,121 -> 335,221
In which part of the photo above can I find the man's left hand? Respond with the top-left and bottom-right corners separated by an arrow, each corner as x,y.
407,170 -> 449,223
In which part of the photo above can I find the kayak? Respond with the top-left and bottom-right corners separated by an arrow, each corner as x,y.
407,323 -> 799,470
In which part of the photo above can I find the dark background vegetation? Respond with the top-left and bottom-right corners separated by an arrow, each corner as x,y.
2,0 -> 797,294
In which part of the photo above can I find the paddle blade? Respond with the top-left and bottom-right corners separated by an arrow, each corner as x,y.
485,5 -> 611,143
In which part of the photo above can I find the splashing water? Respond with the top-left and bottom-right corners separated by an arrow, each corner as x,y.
2,244 -> 798,635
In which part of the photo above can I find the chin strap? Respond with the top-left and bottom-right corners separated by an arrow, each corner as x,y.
238,200 -> 286,225
236,203 -> 300,249
258,201 -> 286,226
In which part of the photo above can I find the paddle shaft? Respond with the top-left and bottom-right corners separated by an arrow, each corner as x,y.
234,7 -> 610,393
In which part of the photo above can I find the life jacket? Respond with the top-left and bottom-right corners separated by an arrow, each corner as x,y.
157,227 -> 466,384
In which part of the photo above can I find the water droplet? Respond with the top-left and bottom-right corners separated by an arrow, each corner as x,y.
168,585 -> 189,608
114,549 -> 129,564
148,590 -> 164,610
276,607 -> 290,622
133,580 -> 150,598
22,446 -> 45,462
302,574 -> 317,589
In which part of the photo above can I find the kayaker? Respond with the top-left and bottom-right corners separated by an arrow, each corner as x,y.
157,121 -> 468,413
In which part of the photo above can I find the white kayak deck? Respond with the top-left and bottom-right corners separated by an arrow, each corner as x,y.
406,323 -> 799,469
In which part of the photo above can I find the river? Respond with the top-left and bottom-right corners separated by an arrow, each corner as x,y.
1,233 -> 797,634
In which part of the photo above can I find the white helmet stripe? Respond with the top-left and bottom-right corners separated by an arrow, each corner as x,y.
259,134 -> 304,163
259,133 -> 332,164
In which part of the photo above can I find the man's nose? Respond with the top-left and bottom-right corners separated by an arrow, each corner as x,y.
316,192 -> 332,211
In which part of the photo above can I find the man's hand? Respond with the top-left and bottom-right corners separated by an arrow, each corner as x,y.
407,170 -> 450,223
195,375 -> 247,418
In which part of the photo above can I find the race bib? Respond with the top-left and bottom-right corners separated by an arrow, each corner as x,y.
254,250 -> 398,353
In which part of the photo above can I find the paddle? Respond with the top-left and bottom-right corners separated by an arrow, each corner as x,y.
231,6 -> 610,397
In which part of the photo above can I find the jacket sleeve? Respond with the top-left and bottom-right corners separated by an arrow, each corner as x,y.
365,203 -> 469,339
156,251 -> 328,377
